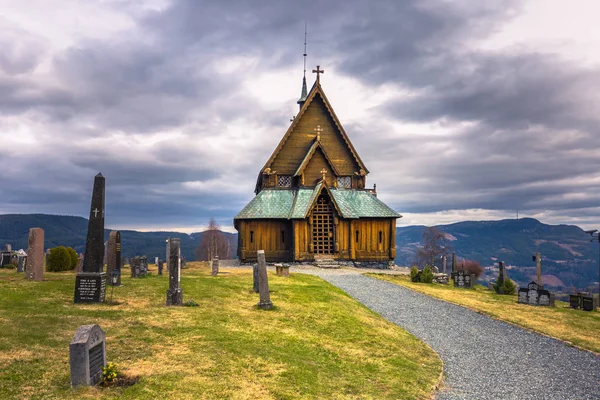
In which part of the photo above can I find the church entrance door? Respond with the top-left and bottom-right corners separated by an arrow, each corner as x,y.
312,195 -> 334,254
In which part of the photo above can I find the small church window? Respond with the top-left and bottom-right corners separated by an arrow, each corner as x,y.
281,230 -> 285,243
355,230 -> 359,243
278,175 -> 292,187
250,231 -> 254,243
379,231 -> 383,244
337,176 -> 351,188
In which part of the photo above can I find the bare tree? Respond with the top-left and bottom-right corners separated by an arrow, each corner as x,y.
415,226 -> 451,268
195,218 -> 232,261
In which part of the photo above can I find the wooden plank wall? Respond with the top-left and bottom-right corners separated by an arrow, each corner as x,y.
271,95 -> 359,176
238,220 -> 292,262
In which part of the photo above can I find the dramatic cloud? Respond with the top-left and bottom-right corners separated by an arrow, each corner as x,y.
0,0 -> 599,232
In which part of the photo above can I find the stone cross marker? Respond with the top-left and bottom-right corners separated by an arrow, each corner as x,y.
211,256 -> 219,276
75,173 -> 107,303
256,250 -> 273,310
106,231 -> 122,286
69,324 -> 106,387
534,252 -> 543,287
166,238 -> 183,306
25,228 -> 44,281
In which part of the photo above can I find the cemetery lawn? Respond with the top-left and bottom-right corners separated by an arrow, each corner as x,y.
368,274 -> 600,353
0,264 -> 441,400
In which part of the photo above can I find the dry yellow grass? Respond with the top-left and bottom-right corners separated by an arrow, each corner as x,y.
0,263 -> 442,399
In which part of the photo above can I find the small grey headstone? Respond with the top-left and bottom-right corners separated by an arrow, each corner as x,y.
69,324 -> 106,387
211,257 -> 219,276
256,250 -> 273,310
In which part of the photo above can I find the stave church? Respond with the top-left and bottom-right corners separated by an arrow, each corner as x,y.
234,66 -> 401,263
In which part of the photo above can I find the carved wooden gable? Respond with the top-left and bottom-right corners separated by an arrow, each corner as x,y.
257,83 -> 368,192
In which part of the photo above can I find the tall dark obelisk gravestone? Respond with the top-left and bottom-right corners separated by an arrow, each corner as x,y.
106,231 -> 121,286
166,238 -> 183,306
74,173 -> 107,304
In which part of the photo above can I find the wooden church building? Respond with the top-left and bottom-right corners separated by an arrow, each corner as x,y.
234,67 -> 401,263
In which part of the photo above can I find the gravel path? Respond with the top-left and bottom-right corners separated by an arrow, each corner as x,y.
300,271 -> 600,400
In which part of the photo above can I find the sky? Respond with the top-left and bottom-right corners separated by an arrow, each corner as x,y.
1,0 -> 599,233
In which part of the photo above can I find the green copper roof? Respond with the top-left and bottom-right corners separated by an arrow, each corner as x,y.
235,185 -> 401,220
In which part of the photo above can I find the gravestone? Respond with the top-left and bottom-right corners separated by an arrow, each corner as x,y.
166,238 -> 183,306
256,250 -> 273,310
275,264 -> 290,277
69,324 -> 106,387
130,256 -> 146,278
571,293 -> 599,311
25,228 -> 44,281
211,257 -> 219,276
77,254 -> 84,273
75,173 -> 107,303
158,261 -> 164,275
518,281 -> 555,306
155,256 -> 159,266
165,238 -> 170,270
181,257 -> 187,268
432,273 -> 449,284
442,255 -> 447,274
45,248 -> 51,269
253,263 -> 259,293
452,270 -> 475,289
581,294 -> 599,311
5,244 -> 11,252
106,231 -> 122,286
451,252 -> 457,273
17,255 -> 27,273
0,251 -> 11,267
494,261 -> 510,294
140,256 -> 148,274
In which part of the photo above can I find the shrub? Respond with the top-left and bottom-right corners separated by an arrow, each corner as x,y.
2,263 -> 16,269
66,247 -> 78,269
493,278 -> 516,295
47,246 -> 71,272
458,259 -> 484,279
102,362 -> 119,385
421,265 -> 434,284
410,266 -> 420,282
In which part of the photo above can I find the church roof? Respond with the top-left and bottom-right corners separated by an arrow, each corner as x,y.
234,187 -> 401,220
258,80 -> 368,180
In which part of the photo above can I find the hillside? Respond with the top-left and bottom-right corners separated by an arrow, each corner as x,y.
0,214 -> 237,261
396,218 -> 598,290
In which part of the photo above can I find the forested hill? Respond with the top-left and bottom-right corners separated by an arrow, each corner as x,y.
396,218 -> 597,290
0,214 -> 237,261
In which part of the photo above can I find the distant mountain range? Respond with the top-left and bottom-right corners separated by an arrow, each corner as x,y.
395,218 -> 598,290
1,214 -> 597,290
0,214 -> 237,262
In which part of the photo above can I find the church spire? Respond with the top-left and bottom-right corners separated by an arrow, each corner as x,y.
297,23 -> 308,110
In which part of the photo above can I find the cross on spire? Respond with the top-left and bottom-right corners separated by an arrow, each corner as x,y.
312,65 -> 324,83
314,124 -> 323,141
92,208 -> 99,218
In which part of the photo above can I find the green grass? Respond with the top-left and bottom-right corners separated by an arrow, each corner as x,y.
369,274 -> 600,353
0,264 -> 441,399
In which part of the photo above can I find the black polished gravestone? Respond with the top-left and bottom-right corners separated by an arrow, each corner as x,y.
0,251 -> 11,267
75,173 -> 107,303
452,270 -> 476,289
82,173 -> 105,273
518,281 -> 555,307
